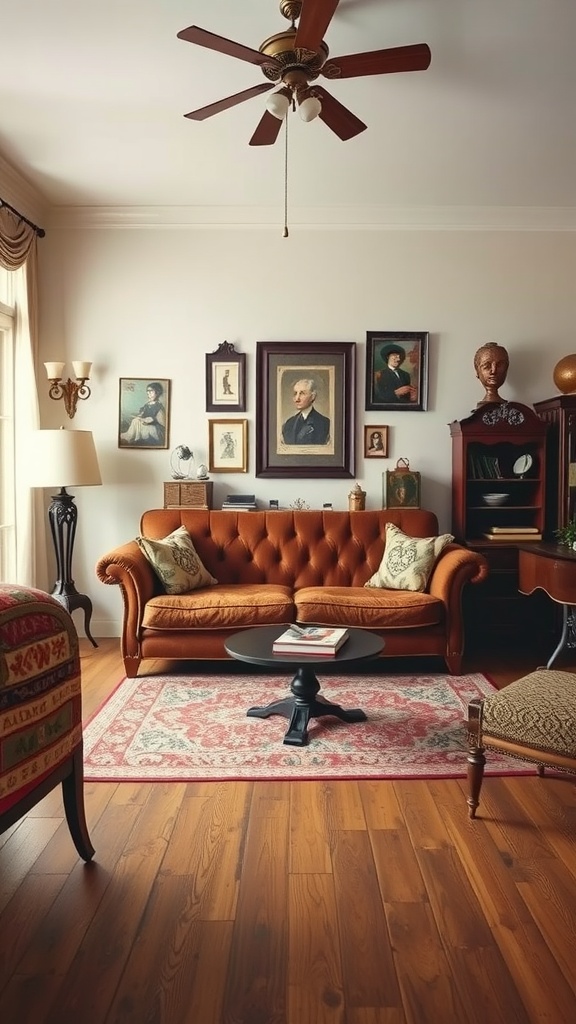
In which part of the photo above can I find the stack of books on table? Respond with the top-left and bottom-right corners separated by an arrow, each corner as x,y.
272,625 -> 350,657
482,527 -> 542,542
221,494 -> 258,511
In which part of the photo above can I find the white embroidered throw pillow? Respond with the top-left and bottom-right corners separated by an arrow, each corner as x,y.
136,525 -> 217,594
364,522 -> 454,592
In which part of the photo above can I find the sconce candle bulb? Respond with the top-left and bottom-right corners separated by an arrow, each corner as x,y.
44,360 -> 93,419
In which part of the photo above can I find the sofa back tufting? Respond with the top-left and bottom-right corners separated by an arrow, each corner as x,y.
139,508 -> 441,589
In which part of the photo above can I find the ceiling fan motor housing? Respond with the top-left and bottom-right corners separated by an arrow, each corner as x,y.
259,30 -> 329,86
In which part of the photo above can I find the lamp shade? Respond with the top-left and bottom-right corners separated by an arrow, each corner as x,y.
30,429 -> 102,488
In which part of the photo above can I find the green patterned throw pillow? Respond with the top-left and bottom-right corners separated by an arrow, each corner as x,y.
136,525 -> 217,594
364,522 -> 454,592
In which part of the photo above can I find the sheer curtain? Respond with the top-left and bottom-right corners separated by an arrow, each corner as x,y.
0,205 -> 47,585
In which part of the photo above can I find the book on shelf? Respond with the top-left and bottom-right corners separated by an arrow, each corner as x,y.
482,532 -> 542,542
488,526 -> 540,534
272,625 -> 350,656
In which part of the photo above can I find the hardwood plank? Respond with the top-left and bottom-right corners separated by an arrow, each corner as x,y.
370,829 -> 427,904
415,846 -> 531,1023
160,782 -> 250,920
289,782 -> 332,874
332,830 -> 401,1009
222,809 -> 289,1023
39,784 -> 188,1024
105,875 -> 233,1024
288,873 -> 344,1023
385,901 -> 469,1023
432,780 -> 576,1021
0,817 -> 61,912
0,873 -> 66,991
358,780 -> 405,830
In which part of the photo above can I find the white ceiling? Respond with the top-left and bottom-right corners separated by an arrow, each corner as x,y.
1,0 -> 575,214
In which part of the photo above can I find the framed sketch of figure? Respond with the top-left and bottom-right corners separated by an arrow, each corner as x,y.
206,341 -> 246,412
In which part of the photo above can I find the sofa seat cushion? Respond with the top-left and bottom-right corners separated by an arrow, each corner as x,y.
141,584 -> 294,631
294,586 -> 443,630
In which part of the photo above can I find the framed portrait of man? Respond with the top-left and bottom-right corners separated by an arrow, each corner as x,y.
365,331 -> 428,412
256,341 -> 355,478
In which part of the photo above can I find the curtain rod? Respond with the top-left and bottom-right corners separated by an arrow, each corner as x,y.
0,197 -> 45,238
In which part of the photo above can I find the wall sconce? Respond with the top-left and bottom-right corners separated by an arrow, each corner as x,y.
44,361 -> 92,419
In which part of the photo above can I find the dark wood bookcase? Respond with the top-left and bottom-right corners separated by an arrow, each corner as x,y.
449,402 -> 550,648
533,394 -> 576,535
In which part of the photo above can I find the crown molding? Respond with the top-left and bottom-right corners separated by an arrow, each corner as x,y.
46,204 -> 576,232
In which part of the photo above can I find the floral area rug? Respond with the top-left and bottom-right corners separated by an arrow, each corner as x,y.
82,671 -> 533,782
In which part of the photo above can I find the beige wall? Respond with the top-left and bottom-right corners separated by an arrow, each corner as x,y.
36,223 -> 575,636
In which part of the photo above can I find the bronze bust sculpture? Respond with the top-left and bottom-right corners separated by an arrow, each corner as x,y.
474,342 -> 509,406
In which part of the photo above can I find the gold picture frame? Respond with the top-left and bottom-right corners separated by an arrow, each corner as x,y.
208,419 -> 248,473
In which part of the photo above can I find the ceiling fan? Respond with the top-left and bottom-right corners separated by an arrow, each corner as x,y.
177,0 -> 431,146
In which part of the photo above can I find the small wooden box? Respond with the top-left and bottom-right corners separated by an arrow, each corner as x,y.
163,481 -> 213,510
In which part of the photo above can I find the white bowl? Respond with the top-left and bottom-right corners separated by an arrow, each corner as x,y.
482,493 -> 509,506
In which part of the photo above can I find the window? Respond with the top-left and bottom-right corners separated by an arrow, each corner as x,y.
0,284 -> 16,580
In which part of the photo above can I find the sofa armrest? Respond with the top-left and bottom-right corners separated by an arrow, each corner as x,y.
96,541 -> 156,669
428,544 -> 489,664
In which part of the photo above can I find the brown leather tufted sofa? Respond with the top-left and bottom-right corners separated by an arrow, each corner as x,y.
96,508 -> 488,678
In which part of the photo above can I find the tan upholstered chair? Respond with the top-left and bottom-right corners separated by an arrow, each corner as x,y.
0,584 -> 94,860
466,668 -> 576,818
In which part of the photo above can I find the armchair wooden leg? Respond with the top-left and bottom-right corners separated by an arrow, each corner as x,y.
61,748 -> 95,862
467,745 -> 486,819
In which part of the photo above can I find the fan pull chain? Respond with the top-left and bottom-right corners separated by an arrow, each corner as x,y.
283,114 -> 289,238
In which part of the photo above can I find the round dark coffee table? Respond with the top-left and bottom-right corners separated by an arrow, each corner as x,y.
224,625 -> 384,747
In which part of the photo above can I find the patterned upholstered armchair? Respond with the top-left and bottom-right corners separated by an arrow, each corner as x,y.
467,668 -> 576,818
0,585 -> 94,860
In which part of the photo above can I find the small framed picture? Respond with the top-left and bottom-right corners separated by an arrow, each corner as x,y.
206,341 -> 246,412
384,469 -> 421,509
118,378 -> 170,449
209,419 -> 248,473
364,425 -> 388,458
365,331 -> 428,411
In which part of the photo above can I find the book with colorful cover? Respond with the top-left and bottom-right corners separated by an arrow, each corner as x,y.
272,625 -> 350,655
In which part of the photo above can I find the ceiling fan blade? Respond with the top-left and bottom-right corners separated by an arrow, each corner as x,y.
177,25 -> 277,68
294,0 -> 340,51
323,43 -> 431,79
185,83 -> 274,121
249,111 -> 283,147
315,87 -> 367,141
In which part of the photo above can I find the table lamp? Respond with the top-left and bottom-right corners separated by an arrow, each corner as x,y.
30,428 -> 102,646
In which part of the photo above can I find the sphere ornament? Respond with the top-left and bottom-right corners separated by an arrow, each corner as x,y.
553,354 -> 576,395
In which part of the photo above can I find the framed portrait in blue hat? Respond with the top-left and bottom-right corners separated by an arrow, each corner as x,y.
365,331 -> 428,411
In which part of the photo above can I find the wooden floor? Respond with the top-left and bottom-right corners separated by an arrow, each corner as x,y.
1,639 -> 575,1024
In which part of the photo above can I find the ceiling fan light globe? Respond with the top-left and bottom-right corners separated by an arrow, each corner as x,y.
298,95 -> 322,122
266,90 -> 291,120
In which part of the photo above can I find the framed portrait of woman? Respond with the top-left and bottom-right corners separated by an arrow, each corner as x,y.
118,378 -> 170,449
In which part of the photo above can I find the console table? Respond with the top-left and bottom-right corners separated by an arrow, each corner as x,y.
517,543 -> 576,667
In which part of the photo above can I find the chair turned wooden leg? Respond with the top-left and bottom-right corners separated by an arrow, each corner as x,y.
61,748 -> 95,862
467,745 -> 486,819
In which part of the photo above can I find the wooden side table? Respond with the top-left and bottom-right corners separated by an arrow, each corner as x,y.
163,480 -> 213,510
518,543 -> 576,667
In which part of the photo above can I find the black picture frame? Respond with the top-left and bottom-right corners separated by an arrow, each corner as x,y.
256,341 -> 355,478
365,331 -> 429,411
206,341 -> 246,412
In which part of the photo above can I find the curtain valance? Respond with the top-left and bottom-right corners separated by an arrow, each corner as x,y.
0,202 -> 44,269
